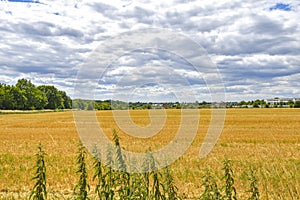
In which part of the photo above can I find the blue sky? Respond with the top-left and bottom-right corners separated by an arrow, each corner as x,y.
0,0 -> 299,102
7,0 -> 40,3
269,3 -> 292,11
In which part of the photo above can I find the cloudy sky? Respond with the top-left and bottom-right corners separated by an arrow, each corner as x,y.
0,0 -> 299,102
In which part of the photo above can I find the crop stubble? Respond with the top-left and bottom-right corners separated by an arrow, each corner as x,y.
0,109 -> 299,198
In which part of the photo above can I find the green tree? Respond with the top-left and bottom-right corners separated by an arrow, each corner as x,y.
16,79 -> 35,109
72,99 -> 86,110
239,100 -> 247,106
0,84 -> 4,109
0,84 -> 17,110
98,101 -> 111,110
10,86 -> 27,110
252,102 -> 259,108
0,79 -> 71,110
37,86 -> 64,109
260,100 -> 267,108
288,100 -> 294,108
0,84 -> 22,110
59,90 -> 72,109
16,79 -> 47,110
175,103 -> 181,109
252,100 -> 262,108
294,101 -> 300,108
87,103 -> 94,110
142,104 -> 152,109
33,89 -> 48,110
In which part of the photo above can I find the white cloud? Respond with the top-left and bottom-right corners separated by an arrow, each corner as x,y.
0,0 -> 299,101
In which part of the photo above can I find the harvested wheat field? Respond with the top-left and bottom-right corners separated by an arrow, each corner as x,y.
0,109 -> 299,199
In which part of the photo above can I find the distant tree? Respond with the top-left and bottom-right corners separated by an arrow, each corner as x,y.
59,91 -> 72,109
0,79 -> 71,110
288,100 -> 294,108
34,89 -> 48,110
279,101 -> 284,108
201,101 -> 208,105
16,79 -> 47,110
239,101 -> 247,106
294,101 -> 300,108
72,100 -> 86,110
16,79 -> 34,91
265,103 -> 269,108
10,86 -> 27,110
99,101 -> 111,110
37,85 -> 64,109
260,100 -> 267,108
0,84 -> 15,109
142,104 -> 152,109
252,100 -> 261,108
0,84 -> 4,109
175,103 -> 181,109
87,103 -> 94,110
252,102 -> 259,108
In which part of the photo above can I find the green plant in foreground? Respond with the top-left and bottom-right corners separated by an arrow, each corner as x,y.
74,142 -> 90,200
141,149 -> 153,198
30,143 -> 47,200
113,129 -> 126,172
222,159 -> 237,200
247,167 -> 259,200
142,148 -> 163,200
143,150 -> 164,200
101,144 -> 115,200
199,168 -> 221,200
92,146 -> 104,200
112,129 -> 131,199
162,166 -> 181,200
152,170 -> 163,200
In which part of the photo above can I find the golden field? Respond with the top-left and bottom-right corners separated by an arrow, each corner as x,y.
0,109 -> 299,199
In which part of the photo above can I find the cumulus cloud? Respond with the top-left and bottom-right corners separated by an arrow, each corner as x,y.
0,0 -> 299,101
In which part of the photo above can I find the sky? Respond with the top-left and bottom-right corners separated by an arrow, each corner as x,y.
0,0 -> 299,102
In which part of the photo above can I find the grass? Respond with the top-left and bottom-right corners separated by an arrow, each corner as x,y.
0,109 -> 299,199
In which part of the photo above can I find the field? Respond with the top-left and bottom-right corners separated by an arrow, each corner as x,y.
0,109 -> 299,199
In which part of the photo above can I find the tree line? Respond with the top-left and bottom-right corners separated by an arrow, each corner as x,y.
73,98 -> 300,111
0,79 -> 72,110
72,100 -> 207,110
227,99 -> 300,108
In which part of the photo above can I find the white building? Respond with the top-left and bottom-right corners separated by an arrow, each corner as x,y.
266,97 -> 299,105
266,97 -> 281,105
